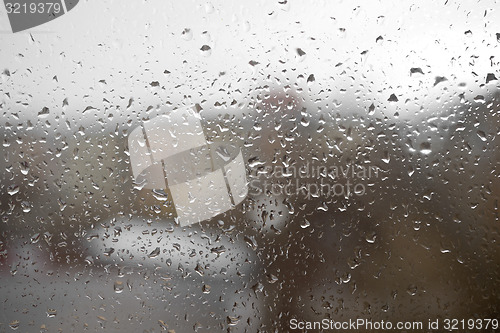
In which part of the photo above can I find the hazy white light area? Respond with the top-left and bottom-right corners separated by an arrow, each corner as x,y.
1,0 -> 499,129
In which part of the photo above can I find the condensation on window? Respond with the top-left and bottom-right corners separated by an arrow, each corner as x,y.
0,0 -> 499,332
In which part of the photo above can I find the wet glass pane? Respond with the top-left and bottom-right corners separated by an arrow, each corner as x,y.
1,0 -> 499,332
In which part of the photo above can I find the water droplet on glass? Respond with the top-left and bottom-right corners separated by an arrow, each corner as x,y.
20,161 -> 29,175
227,316 -> 241,326
296,48 -> 306,57
158,320 -> 168,330
38,107 -> 50,118
46,309 -> 57,318
114,280 -> 124,293
30,233 -> 40,244
9,320 -> 19,330
7,185 -> 19,196
476,130 -> 487,142
420,142 -> 432,155
366,232 -> 377,244
407,285 -> 417,296
200,45 -> 212,57
195,263 -> 205,276
181,28 -> 193,41
388,94 -> 398,102
215,145 -> 231,162
148,247 -> 160,258
152,189 -> 169,201
21,201 -> 31,213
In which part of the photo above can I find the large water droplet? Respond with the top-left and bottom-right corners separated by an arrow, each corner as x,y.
114,280 -> 124,293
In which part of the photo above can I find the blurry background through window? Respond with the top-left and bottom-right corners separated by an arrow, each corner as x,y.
0,0 -> 499,332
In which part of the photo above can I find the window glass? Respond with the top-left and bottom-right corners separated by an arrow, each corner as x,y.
1,0 -> 499,331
